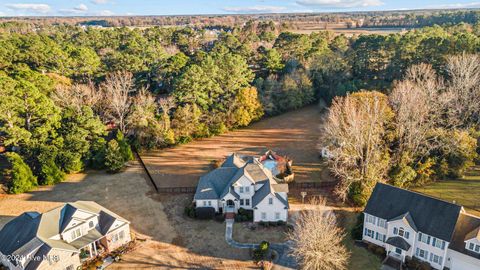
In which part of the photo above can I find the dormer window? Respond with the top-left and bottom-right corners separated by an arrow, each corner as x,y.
71,228 -> 81,240
467,242 -> 480,253
89,221 -> 94,228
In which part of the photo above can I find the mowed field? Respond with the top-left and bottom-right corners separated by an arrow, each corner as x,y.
412,166 -> 480,216
140,105 -> 331,189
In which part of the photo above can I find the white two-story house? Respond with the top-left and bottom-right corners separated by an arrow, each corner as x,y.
0,201 -> 131,270
194,153 -> 289,222
363,183 -> 480,270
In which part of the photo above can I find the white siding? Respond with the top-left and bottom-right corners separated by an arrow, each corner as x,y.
447,249 -> 480,270
195,199 -> 219,212
253,194 -> 287,222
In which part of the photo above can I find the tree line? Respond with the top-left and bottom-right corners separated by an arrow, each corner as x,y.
1,20 -> 480,195
324,54 -> 480,205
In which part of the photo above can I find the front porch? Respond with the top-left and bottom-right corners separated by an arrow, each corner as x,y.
69,229 -> 107,262
79,240 -> 106,262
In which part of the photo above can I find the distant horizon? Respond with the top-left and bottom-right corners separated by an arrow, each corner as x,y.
1,0 -> 480,17
1,7 -> 480,19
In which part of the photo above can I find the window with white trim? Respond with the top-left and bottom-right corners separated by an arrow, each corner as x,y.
245,186 -> 250,193
467,242 -> 480,253
208,201 -> 212,206
268,198 -> 273,205
70,228 -> 81,240
203,201 -> 207,206
112,233 -> 119,243
89,221 -> 94,228
275,212 -> 280,220
119,230 -> 125,240
375,232 -> 386,242
431,237 -> 445,250
415,248 -> 429,260
429,253 -> 443,265
377,218 -> 386,228
240,199 -> 244,206
261,212 -> 266,219
239,187 -> 244,193
366,214 -> 376,224
245,199 -> 250,206
364,228 -> 374,238
418,232 -> 431,244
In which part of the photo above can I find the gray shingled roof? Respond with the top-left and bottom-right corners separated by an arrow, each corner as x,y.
386,236 -> 411,251
365,183 -> 462,242
0,201 -> 129,267
0,212 -> 41,256
194,168 -> 237,200
450,213 -> 480,260
389,212 -> 418,232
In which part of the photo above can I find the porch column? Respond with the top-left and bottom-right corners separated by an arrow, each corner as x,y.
88,244 -> 93,258
93,241 -> 98,256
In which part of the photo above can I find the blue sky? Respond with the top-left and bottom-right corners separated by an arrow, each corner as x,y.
1,0 -> 480,16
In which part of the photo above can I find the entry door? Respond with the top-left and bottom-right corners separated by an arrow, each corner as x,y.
395,248 -> 402,255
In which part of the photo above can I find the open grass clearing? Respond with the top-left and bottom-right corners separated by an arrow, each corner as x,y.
412,166 -> 480,216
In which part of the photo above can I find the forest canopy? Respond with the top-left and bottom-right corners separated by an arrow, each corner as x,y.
1,19 -> 480,198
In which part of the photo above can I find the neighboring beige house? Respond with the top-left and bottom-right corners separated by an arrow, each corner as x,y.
0,201 -> 131,270
363,183 -> 480,270
194,152 -> 289,222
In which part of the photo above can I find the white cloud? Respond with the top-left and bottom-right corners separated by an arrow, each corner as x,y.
296,0 -> 384,8
426,2 -> 480,9
91,0 -> 110,4
222,5 -> 287,13
59,3 -> 89,15
5,3 -> 51,14
97,9 -> 114,16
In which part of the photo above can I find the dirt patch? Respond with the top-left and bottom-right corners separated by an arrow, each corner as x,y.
140,105 -> 328,189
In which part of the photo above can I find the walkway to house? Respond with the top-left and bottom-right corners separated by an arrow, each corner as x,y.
224,218 -> 297,269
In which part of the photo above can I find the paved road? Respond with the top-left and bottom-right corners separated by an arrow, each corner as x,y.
224,219 -> 298,269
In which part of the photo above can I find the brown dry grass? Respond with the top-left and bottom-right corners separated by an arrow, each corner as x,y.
233,222 -> 288,244
141,105 -> 329,188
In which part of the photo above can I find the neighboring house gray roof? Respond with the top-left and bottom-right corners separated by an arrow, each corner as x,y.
365,183 -> 462,242
450,213 -> 480,260
0,212 -> 41,257
386,236 -> 411,251
0,201 -> 129,268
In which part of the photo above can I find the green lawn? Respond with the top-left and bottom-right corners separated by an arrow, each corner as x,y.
337,210 -> 382,270
412,166 -> 480,216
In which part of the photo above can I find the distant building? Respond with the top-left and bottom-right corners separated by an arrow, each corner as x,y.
194,152 -> 289,222
0,201 -> 131,270
363,183 -> 480,270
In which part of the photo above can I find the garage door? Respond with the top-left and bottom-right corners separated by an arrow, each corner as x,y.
451,259 -> 480,270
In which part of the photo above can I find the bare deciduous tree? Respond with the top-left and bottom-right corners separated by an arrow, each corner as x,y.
102,71 -> 136,133
389,64 -> 445,163
288,198 -> 349,270
324,91 -> 393,202
445,53 -> 480,129
52,82 -> 101,112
